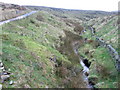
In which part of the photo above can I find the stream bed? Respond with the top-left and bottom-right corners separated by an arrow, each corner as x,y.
57,30 -> 94,88
80,59 -> 92,88
74,47 -> 93,89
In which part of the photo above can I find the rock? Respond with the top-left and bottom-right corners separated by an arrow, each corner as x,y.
8,69 -> 11,71
49,56 -> 56,62
2,69 -> 6,72
9,80 -> 13,85
45,86 -> 49,88
0,84 -> 2,90
24,84 -> 30,88
0,67 -> 4,70
1,75 -> 10,83
113,82 -> 118,87
71,72 -> 76,77
0,63 -> 3,67
3,72 -> 8,75
95,82 -> 105,88
3,71 -> 11,75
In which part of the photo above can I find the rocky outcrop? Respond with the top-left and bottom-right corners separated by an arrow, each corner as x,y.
0,61 -> 10,83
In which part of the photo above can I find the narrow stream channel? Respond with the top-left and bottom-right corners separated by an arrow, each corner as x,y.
57,30 -> 93,88
74,48 -> 93,89
80,59 -> 92,88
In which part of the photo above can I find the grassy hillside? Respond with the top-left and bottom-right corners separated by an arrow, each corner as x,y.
1,10 -> 87,88
0,3 -> 119,88
79,13 -> 119,88
26,6 -> 116,19
85,15 -> 118,49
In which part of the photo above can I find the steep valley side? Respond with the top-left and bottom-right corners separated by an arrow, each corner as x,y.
0,3 -> 119,88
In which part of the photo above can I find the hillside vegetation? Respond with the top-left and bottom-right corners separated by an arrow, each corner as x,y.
0,2 -> 29,21
0,3 -> 119,88
1,10 -> 87,88
79,12 -> 119,88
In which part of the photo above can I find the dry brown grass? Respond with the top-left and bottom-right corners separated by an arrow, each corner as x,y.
95,63 -> 110,78
74,24 -> 84,34
36,15 -> 45,22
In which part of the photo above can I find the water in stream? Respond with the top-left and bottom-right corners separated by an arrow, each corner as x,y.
80,60 -> 92,88
57,30 -> 93,88
74,47 -> 93,88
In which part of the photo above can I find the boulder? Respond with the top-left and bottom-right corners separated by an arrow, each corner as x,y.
0,62 -> 3,67
9,80 -> 14,85
95,82 -> 105,88
0,84 -> 2,90
1,75 -> 10,83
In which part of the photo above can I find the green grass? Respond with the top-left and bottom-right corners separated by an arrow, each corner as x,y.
80,15 -> 118,88
96,19 -> 116,37
1,7 -> 118,88
86,16 -> 117,48
2,36 -> 64,87
1,11 -> 84,88
78,43 -> 118,88
1,11 -> 66,87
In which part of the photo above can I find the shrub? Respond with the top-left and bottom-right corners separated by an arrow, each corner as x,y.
13,39 -> 26,49
36,15 -> 44,22
74,25 -> 84,34
56,66 -> 69,78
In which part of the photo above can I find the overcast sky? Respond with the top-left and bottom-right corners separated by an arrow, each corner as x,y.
0,0 -> 119,11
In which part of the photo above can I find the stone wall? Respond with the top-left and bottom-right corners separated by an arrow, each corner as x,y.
88,26 -> 120,72
96,37 -> 120,72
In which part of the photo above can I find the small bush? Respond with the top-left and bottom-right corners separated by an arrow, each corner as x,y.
74,25 -> 84,34
36,15 -> 44,22
13,39 -> 26,49
56,66 -> 69,78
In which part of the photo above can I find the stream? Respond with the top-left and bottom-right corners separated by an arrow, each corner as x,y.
74,47 -> 93,89
57,30 -> 93,88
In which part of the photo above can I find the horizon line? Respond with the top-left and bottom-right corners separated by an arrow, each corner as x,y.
0,1 -> 118,12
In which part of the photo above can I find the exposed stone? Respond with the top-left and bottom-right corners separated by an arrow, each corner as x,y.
1,75 -> 10,83
95,82 -> 105,88
0,67 -> 4,70
8,69 -> 11,71
71,72 -> 76,77
24,84 -> 30,88
9,80 -> 13,85
45,86 -> 49,88
0,84 -> 2,90
2,69 -> 6,72
0,63 -> 3,67
49,56 -> 57,62
113,82 -> 118,87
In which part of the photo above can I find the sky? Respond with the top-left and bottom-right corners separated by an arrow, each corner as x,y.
0,0 -> 119,11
